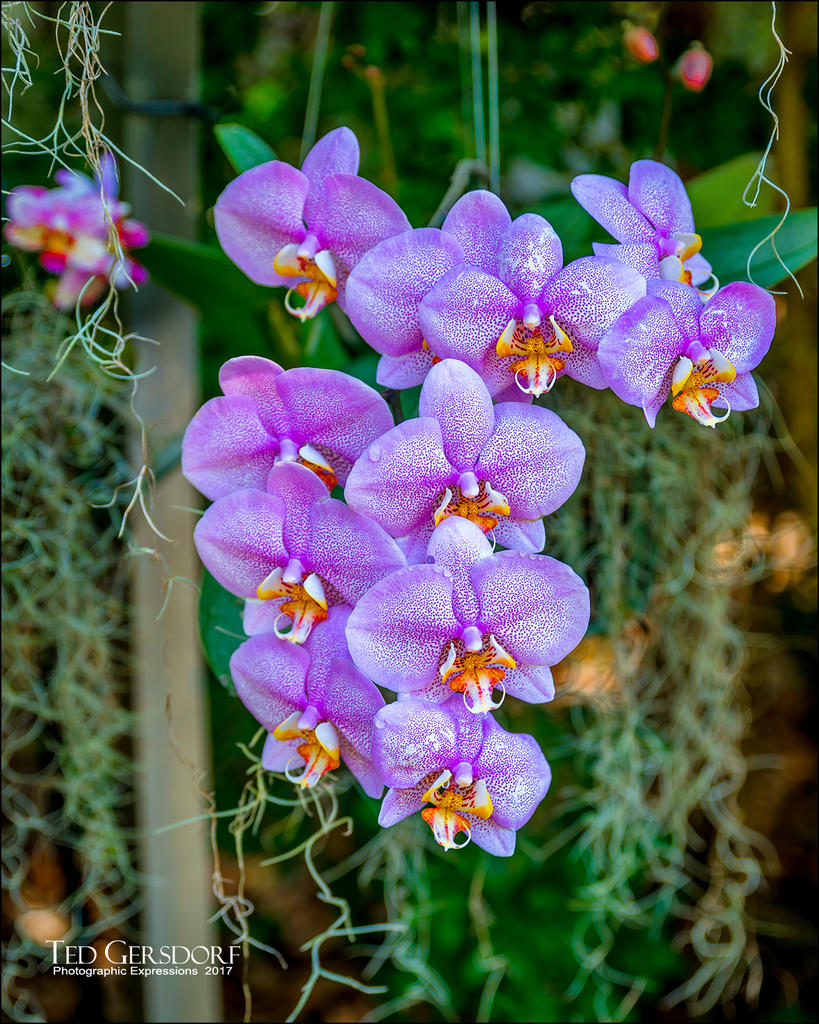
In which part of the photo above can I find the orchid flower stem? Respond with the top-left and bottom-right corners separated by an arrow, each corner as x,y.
486,1 -> 500,195
470,1 -> 486,167
381,387 -> 404,425
299,1 -> 334,165
367,68 -> 398,196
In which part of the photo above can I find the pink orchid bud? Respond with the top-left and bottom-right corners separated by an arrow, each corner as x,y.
676,44 -> 713,92
623,25 -> 659,64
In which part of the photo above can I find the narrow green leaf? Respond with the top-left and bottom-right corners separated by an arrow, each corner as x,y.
198,570 -> 246,694
687,152 -> 776,229
701,208 -> 817,289
139,232 -> 271,351
214,122 -> 277,174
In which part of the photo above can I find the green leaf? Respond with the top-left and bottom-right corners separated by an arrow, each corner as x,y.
687,152 -> 776,228
214,122 -> 277,174
139,232 -> 271,352
701,208 -> 817,288
198,570 -> 246,694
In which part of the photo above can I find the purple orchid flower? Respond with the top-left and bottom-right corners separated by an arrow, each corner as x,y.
346,515 -> 589,713
182,356 -> 394,500
214,127 -> 410,321
373,696 -> 551,855
345,358 -> 585,563
571,159 -> 716,297
230,605 -> 384,797
4,151 -> 149,309
413,197 -> 646,399
194,461 -> 406,642
598,278 -> 776,428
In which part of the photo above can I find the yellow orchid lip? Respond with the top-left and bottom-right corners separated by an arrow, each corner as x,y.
274,242 -> 338,321
670,348 -> 736,427
255,566 -> 329,642
274,712 -> 341,788
432,479 -> 510,533
439,634 -> 515,713
496,316 -> 573,397
419,768 -> 494,850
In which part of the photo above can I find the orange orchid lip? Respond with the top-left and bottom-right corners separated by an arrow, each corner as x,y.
419,767 -> 494,850
274,710 -> 340,787
497,315 -> 573,396
439,633 -> 516,713
256,561 -> 329,643
670,348 -> 736,428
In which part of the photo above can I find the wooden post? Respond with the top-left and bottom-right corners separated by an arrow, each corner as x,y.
123,3 -> 222,1021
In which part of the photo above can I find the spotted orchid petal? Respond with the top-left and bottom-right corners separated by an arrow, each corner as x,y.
712,370 -> 759,412
441,189 -> 511,273
472,714 -> 551,830
646,279 -> 703,345
598,295 -> 687,424
698,282 -> 776,372
300,126 -> 360,225
345,227 -> 464,357
345,417 -> 455,537
213,161 -> 310,286
376,348 -> 437,388
418,359 -> 495,470
474,403 -> 585,520
346,564 -> 462,695
571,174 -> 656,243
181,395 -> 280,501
592,241 -> 661,279
229,634 -> 311,730
418,266 -> 520,397
309,172 -> 411,303
194,489 -> 288,598
470,548 -> 590,666
628,159 -> 695,237
372,698 -> 484,790
497,213 -> 563,304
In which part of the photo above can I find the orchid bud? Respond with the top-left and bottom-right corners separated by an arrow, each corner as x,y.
623,25 -> 659,64
676,43 -> 713,92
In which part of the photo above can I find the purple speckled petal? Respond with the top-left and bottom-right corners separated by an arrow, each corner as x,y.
265,462 -> 329,554
214,161 -> 309,285
418,359 -> 495,471
628,160 -> 695,236
229,633 -> 309,730
646,278 -> 703,344
376,348 -> 436,388
592,241 -> 660,279
345,418 -> 454,537
305,499 -> 406,605
442,190 -> 510,273
419,267 -> 519,397
181,395 -> 278,500
473,716 -> 551,830
698,282 -> 776,372
467,817 -> 517,856
194,489 -> 288,598
561,340 -> 609,389
712,371 -> 759,412
597,295 -> 686,414
218,356 -> 289,436
345,228 -> 464,357
497,213 -> 563,303
475,403 -> 585,519
372,697 -> 484,788
471,550 -> 590,666
300,127 -> 360,225
570,174 -> 655,243
310,172 -> 411,293
378,784 -> 428,827
502,661 -> 554,703
491,517 -> 545,555
543,256 -> 647,350
276,367 -> 394,483
426,517 -> 491,623
316,664 -> 385,798
346,565 -> 461,692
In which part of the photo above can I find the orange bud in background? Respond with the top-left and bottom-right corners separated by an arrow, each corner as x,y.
623,25 -> 659,64
676,43 -> 713,92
